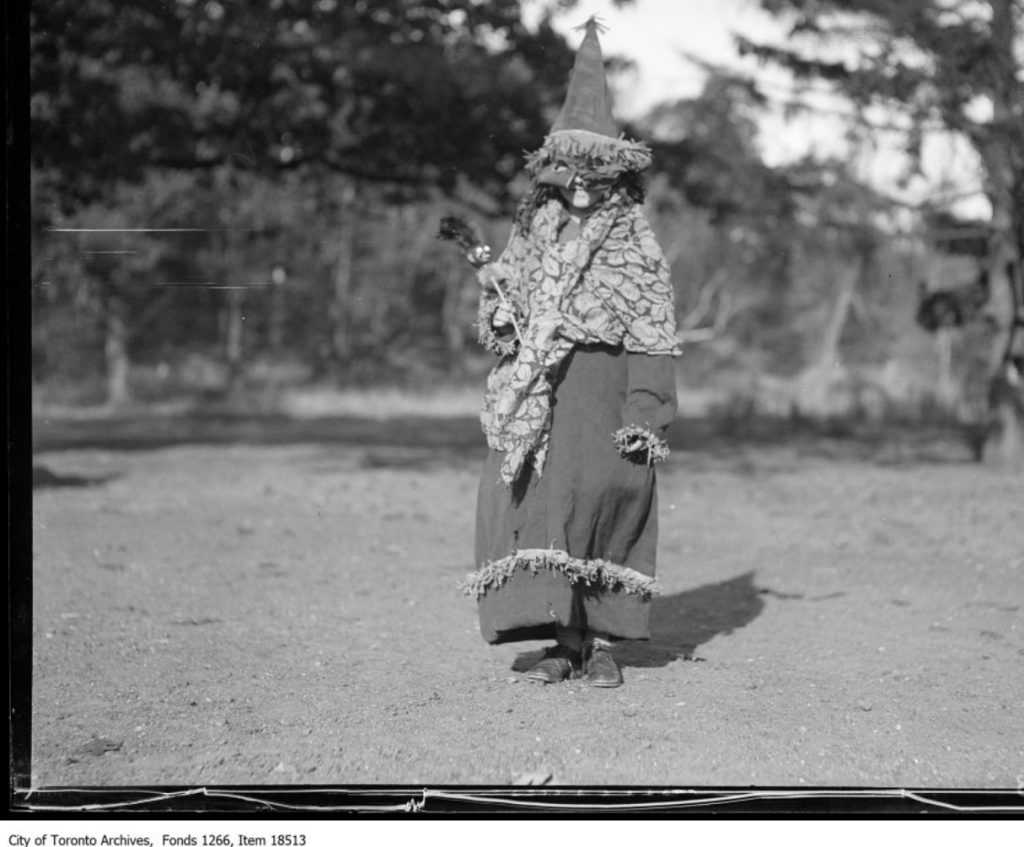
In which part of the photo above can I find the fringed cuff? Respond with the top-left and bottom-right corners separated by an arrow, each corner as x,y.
476,298 -> 519,357
613,424 -> 669,466
460,548 -> 660,600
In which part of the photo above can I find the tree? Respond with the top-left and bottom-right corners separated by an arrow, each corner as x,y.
30,0 -> 582,210
641,74 -> 801,367
30,0 -> 590,399
738,0 -> 1024,464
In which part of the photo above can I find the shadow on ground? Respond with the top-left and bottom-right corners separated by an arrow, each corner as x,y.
32,413 -> 486,454
33,410 -> 977,468
32,465 -> 119,489
619,571 -> 765,668
511,572 -> 766,674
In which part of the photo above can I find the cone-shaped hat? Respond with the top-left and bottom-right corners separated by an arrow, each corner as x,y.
526,17 -> 652,185
549,17 -> 618,137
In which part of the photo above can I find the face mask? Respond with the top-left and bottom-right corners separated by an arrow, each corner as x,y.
568,173 -> 618,192
537,160 -> 619,192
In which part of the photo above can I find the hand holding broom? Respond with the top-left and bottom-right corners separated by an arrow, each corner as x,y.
437,214 -> 524,345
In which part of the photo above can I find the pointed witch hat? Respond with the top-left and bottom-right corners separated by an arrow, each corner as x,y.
526,16 -> 652,187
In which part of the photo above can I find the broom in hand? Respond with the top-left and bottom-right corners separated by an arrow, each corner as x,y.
437,214 -> 524,345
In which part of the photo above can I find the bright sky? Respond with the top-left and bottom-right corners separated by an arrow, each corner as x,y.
526,0 -> 990,218
528,0 -> 787,116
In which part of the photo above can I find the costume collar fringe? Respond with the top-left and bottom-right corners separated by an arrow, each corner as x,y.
461,547 -> 660,600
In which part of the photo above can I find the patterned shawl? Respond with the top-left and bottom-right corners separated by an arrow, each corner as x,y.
481,194 -> 679,484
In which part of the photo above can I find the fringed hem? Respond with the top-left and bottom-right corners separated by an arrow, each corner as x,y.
525,130 -> 653,178
613,424 -> 670,466
476,299 -> 519,357
461,547 -> 660,599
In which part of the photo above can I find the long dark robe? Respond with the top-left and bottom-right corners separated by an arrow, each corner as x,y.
474,342 -> 677,644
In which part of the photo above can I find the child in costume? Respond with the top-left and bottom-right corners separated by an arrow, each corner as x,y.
462,18 -> 679,688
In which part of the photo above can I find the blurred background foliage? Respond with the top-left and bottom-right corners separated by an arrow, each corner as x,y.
30,0 -> 1022,444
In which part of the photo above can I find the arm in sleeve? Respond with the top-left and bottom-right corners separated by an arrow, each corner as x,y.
476,298 -> 521,356
614,352 -> 678,464
475,224 -> 529,356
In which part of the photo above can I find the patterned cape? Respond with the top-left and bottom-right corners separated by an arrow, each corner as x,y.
480,194 -> 679,484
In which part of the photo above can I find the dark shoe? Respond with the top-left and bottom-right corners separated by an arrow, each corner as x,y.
583,643 -> 623,688
525,645 -> 581,684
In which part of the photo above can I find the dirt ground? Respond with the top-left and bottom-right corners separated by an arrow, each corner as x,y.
26,413 -> 1024,789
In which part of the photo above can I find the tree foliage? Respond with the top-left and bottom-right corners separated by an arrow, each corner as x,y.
738,0 -> 1023,250
30,0 -> 601,398
740,0 -> 1024,461
30,0 -> 965,425
31,0 -> 581,211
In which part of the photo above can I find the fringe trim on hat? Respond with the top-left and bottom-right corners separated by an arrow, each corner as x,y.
461,547 -> 660,599
525,130 -> 653,179
613,424 -> 670,466
574,15 -> 608,35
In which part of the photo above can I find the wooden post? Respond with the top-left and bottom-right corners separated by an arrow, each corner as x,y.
329,180 -> 358,369
268,264 -> 287,352
102,281 -> 130,408
220,229 -> 245,392
935,328 -> 957,410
